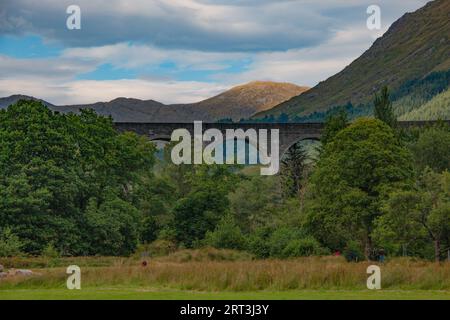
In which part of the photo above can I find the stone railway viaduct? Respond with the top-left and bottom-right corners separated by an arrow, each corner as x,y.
115,121 -> 449,156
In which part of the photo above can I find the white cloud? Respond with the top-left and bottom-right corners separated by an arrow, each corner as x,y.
0,78 -> 228,105
213,24 -> 387,86
0,54 -> 97,80
62,43 -> 247,71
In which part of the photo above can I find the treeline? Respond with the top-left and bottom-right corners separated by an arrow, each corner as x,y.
145,86 -> 450,261
208,116 -> 450,261
0,100 -> 156,256
0,92 -> 449,261
400,88 -> 450,121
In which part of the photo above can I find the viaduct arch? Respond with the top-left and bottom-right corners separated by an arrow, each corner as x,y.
114,121 -> 449,157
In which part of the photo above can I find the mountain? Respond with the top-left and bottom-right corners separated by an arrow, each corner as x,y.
0,81 -> 308,122
255,0 -> 450,119
0,94 -> 55,109
177,81 -> 308,121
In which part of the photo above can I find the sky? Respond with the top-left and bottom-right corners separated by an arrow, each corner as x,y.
0,0 -> 430,105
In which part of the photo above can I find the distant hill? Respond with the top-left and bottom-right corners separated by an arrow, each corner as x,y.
255,0 -> 450,120
180,81 -> 308,122
0,81 -> 308,122
0,95 -> 55,109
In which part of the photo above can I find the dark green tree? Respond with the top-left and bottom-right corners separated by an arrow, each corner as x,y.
228,176 -> 281,233
171,165 -> 236,247
305,118 -> 413,259
374,86 -> 397,128
374,169 -> 450,261
281,142 -> 309,198
410,124 -> 450,173
321,110 -> 349,145
85,193 -> 142,256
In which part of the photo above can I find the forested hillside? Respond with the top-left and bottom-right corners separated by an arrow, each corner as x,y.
400,88 -> 450,120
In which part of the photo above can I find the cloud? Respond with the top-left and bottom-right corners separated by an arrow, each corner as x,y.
62,43 -> 247,71
0,0 -> 328,51
0,54 -> 97,80
0,0 -> 431,105
0,77 -> 229,105
212,24 -> 388,86
0,23 -> 387,104
0,0 -> 390,51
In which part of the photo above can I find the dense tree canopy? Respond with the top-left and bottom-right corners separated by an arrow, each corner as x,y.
374,168 -> 450,261
0,100 -> 156,255
410,124 -> 450,173
1,100 -> 448,262
305,118 -> 413,258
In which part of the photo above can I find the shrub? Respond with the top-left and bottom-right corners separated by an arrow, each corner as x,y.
343,240 -> 365,262
0,228 -> 23,257
246,226 -> 327,258
41,242 -> 60,258
204,214 -> 245,250
147,240 -> 177,257
245,227 -> 272,258
282,237 -> 329,258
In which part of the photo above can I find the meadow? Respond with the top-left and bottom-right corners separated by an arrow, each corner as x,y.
1,249 -> 450,300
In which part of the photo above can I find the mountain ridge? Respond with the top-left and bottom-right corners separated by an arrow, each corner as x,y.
0,81 -> 309,122
255,0 -> 450,119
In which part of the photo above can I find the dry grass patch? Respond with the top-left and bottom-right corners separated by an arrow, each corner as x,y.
2,255 -> 450,292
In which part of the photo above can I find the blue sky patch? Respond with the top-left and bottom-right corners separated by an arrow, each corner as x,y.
0,35 -> 63,58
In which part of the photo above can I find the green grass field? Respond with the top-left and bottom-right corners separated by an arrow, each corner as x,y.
1,288 -> 450,300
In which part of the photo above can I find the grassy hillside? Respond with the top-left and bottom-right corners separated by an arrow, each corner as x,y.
400,88 -> 450,120
188,81 -> 309,121
255,0 -> 450,119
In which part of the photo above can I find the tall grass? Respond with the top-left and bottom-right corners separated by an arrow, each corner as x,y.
2,252 -> 450,291
0,256 -> 124,269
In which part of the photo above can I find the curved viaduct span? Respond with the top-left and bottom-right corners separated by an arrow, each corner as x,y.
114,121 -> 448,155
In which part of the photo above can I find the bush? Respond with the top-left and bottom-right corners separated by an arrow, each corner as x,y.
147,240 -> 177,257
41,242 -> 60,258
343,240 -> 365,262
246,226 -> 327,259
157,227 -> 177,242
245,227 -> 272,258
282,237 -> 329,258
141,215 -> 159,244
0,228 -> 23,257
204,214 -> 245,250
